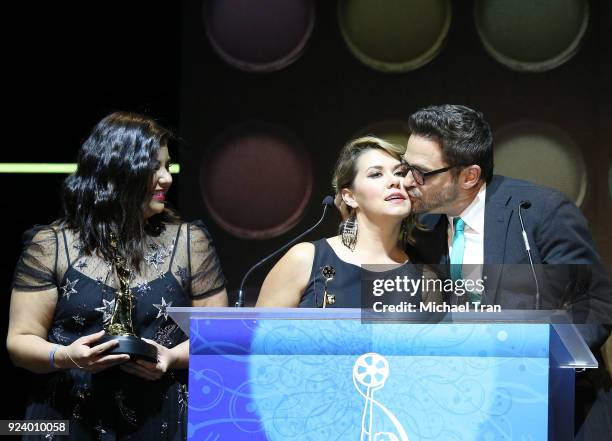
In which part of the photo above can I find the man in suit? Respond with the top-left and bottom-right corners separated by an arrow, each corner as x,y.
402,104 -> 611,438
403,105 -> 609,311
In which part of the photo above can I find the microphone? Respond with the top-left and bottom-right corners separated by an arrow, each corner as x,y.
235,196 -> 335,307
518,200 -> 540,309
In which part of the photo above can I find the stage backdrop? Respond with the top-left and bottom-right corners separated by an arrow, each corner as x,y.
178,0 -> 612,303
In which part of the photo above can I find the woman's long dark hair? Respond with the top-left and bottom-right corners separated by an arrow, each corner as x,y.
61,111 -> 179,268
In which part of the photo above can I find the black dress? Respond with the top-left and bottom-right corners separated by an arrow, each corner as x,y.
12,221 -> 225,440
299,239 -> 423,308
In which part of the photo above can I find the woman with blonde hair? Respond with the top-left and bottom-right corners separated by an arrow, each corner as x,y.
257,136 -> 416,308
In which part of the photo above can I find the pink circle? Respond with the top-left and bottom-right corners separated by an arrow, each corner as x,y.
200,123 -> 312,239
204,0 -> 315,72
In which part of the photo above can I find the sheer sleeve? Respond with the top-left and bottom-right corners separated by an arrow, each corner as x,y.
187,221 -> 226,298
12,225 -> 59,291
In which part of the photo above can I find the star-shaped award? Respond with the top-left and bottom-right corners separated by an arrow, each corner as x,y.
60,278 -> 79,300
153,297 -> 173,321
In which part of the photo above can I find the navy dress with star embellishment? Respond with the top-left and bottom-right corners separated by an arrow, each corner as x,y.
12,221 -> 226,440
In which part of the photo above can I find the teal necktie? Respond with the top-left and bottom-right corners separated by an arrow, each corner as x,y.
450,217 -> 481,304
450,217 -> 465,282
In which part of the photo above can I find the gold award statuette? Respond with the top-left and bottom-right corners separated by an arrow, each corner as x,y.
99,238 -> 157,363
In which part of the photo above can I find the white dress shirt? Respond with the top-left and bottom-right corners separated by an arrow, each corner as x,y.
447,184 -> 486,281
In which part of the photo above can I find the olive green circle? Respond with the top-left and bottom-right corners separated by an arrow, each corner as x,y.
353,120 -> 411,151
338,0 -> 452,72
494,121 -> 587,205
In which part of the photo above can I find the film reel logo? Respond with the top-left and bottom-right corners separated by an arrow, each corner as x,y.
353,353 -> 410,441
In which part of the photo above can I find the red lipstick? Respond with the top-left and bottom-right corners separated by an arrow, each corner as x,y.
152,191 -> 166,202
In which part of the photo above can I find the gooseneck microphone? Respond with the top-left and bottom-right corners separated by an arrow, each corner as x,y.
518,200 -> 541,309
235,196 -> 335,307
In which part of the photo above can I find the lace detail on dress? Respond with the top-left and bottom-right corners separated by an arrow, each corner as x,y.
187,220 -> 226,297
12,225 -> 58,291
12,221 -> 226,298
16,220 -> 223,439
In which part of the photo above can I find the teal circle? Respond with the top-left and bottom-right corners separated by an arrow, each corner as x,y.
474,0 -> 589,72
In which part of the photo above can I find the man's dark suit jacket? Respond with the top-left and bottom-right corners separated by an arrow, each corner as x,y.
407,174 -> 612,436
407,175 -> 612,328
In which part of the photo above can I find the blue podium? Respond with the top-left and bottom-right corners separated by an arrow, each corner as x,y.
168,308 -> 597,441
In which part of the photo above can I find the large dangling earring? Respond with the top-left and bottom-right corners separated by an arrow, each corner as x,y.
341,214 -> 358,251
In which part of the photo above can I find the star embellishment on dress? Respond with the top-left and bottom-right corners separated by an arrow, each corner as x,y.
153,297 -> 173,321
75,260 -> 88,270
94,421 -> 107,436
60,278 -> 79,300
177,383 -> 188,418
95,298 -> 115,325
51,326 -> 69,344
175,266 -> 189,287
144,245 -> 170,270
136,281 -> 151,296
154,323 -> 178,347
72,315 -> 85,327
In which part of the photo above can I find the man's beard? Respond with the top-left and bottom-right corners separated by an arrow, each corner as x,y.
409,184 -> 458,214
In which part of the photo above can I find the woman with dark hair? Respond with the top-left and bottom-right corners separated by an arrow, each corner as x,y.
256,136 -> 418,308
7,112 -> 228,440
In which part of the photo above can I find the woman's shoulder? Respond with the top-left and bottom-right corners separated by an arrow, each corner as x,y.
155,221 -> 200,239
169,221 -> 222,259
22,222 -> 62,245
16,223 -> 64,262
179,220 -> 214,241
282,242 -> 316,267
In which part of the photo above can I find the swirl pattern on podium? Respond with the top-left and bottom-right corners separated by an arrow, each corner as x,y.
189,319 -> 550,440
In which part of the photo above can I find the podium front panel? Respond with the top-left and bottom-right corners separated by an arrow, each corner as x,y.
187,315 -> 552,440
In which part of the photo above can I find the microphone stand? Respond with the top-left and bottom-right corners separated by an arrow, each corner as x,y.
519,200 -> 540,309
235,196 -> 334,307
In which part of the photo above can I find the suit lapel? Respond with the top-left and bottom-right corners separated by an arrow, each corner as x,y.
430,215 -> 449,265
483,177 -> 513,304
411,213 -> 449,265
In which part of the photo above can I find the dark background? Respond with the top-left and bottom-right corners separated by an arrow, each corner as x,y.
2,1 -> 181,420
179,0 -> 612,299
2,0 -> 611,422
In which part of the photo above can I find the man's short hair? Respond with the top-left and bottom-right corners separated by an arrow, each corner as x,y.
408,104 -> 494,183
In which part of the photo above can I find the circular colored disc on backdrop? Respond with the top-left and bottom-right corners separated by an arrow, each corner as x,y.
494,121 -> 587,206
353,120 -> 411,152
204,0 -> 315,72
200,122 -> 312,239
338,0 -> 452,72
474,0 -> 589,72
609,163 -> 612,201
